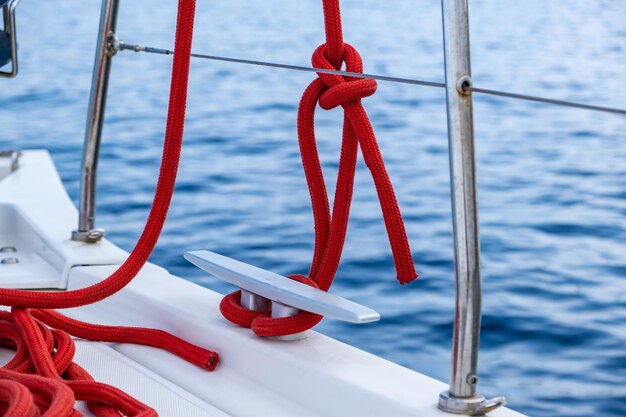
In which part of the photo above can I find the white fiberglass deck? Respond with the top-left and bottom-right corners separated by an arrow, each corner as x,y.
0,151 -> 526,416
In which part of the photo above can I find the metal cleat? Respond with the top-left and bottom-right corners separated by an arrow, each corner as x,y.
184,250 -> 380,340
0,150 -> 21,172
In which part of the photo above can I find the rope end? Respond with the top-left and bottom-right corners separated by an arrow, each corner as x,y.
205,353 -> 220,371
398,271 -> 419,285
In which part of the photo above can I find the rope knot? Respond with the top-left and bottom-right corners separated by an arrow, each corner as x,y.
312,43 -> 377,110
220,0 -> 418,338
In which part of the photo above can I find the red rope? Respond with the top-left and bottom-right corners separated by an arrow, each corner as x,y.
220,0 -> 418,337
0,0 -> 195,310
0,0 -> 218,415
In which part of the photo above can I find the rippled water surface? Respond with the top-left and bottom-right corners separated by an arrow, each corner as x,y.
1,1 -> 626,416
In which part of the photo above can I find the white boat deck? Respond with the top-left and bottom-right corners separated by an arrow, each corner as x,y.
0,151 -> 527,416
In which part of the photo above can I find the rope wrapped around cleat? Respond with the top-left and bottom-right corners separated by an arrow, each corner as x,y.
0,0 -> 218,415
220,0 -> 418,337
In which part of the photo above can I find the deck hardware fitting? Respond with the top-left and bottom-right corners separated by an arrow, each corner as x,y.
71,228 -> 106,244
240,290 -> 307,341
0,150 -> 21,172
240,291 -> 307,341
107,31 -> 121,57
72,0 -> 120,243
1,257 -> 18,264
0,0 -> 21,78
457,75 -> 472,96
438,391 -> 506,416
466,374 -> 478,385
240,290 -> 271,311
184,250 -> 379,341
0,246 -> 17,253
438,0 -> 505,413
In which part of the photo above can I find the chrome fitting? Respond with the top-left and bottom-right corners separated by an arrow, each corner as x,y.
240,289 -> 271,311
107,31 -> 121,57
0,0 -> 22,78
438,391 -> 506,416
71,228 -> 105,244
0,149 -> 21,172
185,250 -> 380,342
1,257 -> 19,264
240,290 -> 306,341
456,75 -> 472,96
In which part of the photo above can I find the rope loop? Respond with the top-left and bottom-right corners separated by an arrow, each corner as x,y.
250,275 -> 323,337
219,291 -> 270,328
220,275 -> 323,337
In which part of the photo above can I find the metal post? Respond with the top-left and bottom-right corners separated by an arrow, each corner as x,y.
71,0 -> 120,243
438,0 -> 505,414
0,0 -> 23,78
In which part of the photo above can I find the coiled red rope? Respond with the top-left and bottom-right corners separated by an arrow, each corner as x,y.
0,0 -> 218,415
220,0 -> 418,337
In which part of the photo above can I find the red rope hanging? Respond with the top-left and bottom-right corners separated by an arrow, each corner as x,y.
0,0 -> 218,415
220,0 -> 418,337
0,0 -> 195,309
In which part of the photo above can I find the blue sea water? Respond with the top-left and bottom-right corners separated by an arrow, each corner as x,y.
1,1 -> 626,416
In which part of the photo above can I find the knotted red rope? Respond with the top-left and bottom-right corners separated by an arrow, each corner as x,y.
0,0 -> 218,415
220,0 -> 418,337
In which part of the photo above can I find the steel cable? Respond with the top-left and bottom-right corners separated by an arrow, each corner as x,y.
119,43 -> 626,116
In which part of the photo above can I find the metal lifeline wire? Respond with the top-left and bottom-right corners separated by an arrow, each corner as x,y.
118,42 -> 626,117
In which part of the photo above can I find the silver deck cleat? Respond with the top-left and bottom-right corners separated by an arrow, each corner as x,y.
0,150 -> 21,172
184,250 -> 380,340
